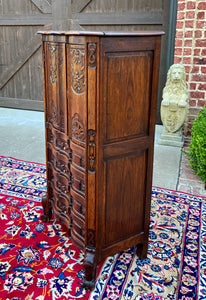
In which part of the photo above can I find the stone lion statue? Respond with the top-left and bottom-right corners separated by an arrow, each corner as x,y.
160,64 -> 189,134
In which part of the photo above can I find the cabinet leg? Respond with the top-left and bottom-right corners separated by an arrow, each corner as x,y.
136,242 -> 148,260
83,247 -> 97,290
41,194 -> 52,222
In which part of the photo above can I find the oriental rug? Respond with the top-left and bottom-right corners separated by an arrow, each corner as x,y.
0,156 -> 205,300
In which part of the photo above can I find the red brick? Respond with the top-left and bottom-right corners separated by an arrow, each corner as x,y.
184,66 -> 190,73
196,21 -> 206,29
197,11 -> 205,19
191,66 -> 200,73
186,11 -> 195,19
185,20 -> 194,28
174,57 -> 182,64
176,30 -> 183,38
175,48 -> 183,55
198,83 -> 206,91
186,130 -> 192,137
189,107 -> 202,116
177,184 -> 191,194
194,48 -> 201,56
201,66 -> 206,73
183,57 -> 191,65
178,2 -> 185,10
175,39 -> 183,47
188,115 -> 196,123
193,57 -> 206,65
192,187 -> 203,196
176,21 -> 184,29
198,100 -> 206,107
185,31 -> 193,38
191,91 -> 205,99
195,30 -> 202,38
184,39 -> 192,47
189,100 -> 197,107
180,169 -> 200,181
196,39 -> 206,47
183,48 -> 192,56
181,161 -> 191,170
177,11 -> 185,20
198,2 -> 206,10
190,83 -> 197,90
205,31 -> 206,38
191,181 -> 205,189
187,123 -> 193,131
192,74 -> 203,82
201,49 -> 206,56
187,1 -> 196,9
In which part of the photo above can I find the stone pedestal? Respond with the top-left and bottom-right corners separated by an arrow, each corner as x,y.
158,129 -> 184,147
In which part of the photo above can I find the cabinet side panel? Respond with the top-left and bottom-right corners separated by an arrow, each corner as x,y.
98,36 -> 160,260
105,151 -> 147,246
106,51 -> 153,141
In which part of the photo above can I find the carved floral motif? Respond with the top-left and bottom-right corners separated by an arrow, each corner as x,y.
72,113 -> 85,142
49,65 -> 57,84
48,43 -> 64,84
48,44 -> 57,57
70,48 -> 85,94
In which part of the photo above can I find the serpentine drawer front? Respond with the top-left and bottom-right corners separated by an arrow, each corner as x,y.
39,30 -> 164,289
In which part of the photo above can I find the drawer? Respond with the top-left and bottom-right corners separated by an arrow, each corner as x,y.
48,164 -> 69,194
52,188 -> 70,215
56,173 -> 69,194
46,122 -> 70,154
71,188 -> 85,206
70,164 -> 85,195
72,198 -> 85,220
70,140 -> 85,170
47,144 -> 70,177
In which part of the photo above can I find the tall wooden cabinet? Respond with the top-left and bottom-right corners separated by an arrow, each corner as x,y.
39,30 -> 164,289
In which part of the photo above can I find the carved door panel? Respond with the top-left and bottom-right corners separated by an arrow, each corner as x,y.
43,39 -> 70,225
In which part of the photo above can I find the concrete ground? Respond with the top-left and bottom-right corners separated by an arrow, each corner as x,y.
0,107 -> 182,190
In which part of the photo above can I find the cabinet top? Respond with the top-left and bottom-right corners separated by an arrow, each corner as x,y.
38,30 -> 165,36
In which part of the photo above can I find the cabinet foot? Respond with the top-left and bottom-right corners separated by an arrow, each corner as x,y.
83,247 -> 97,290
136,242 -> 148,260
41,194 -> 52,222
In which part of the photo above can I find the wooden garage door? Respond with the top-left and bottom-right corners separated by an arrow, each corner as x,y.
0,0 -> 52,111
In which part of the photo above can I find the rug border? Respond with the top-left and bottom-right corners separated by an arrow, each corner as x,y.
153,185 -> 206,200
0,156 -> 46,167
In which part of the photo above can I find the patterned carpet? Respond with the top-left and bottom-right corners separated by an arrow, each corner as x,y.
0,156 -> 205,300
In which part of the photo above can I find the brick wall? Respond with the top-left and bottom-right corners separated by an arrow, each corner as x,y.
174,0 -> 206,138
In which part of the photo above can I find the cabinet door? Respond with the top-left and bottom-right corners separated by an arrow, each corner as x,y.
98,36 -> 161,259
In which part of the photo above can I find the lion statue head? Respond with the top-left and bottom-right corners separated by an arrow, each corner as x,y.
163,64 -> 188,96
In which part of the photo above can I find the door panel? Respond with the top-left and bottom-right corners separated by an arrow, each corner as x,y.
105,151 -> 147,247
105,51 -> 153,141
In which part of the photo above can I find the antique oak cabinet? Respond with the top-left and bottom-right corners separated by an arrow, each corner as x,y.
39,30 -> 163,289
